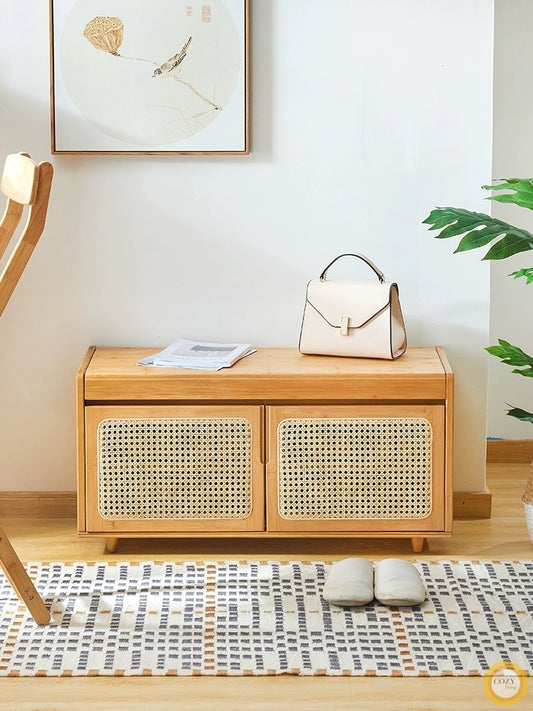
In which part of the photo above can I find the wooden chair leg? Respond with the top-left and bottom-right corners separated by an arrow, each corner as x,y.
0,525 -> 50,625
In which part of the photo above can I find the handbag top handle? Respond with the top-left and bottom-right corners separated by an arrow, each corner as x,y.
319,253 -> 385,283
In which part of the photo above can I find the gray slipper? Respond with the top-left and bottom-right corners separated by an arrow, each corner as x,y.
374,558 -> 426,606
322,558 -> 374,607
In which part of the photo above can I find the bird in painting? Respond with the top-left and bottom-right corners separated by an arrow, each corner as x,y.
152,36 -> 192,78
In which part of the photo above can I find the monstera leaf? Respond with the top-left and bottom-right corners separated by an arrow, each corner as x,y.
483,177 -> 533,210
424,179 -> 533,426
510,267 -> 533,284
505,406 -> 533,424
423,178 -> 533,260
423,208 -> 533,260
485,340 -> 533,423
486,339 -> 533,378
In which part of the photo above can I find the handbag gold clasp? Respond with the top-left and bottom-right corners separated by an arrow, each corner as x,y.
340,316 -> 350,336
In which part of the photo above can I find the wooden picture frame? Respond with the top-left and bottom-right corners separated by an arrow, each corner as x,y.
49,1 -> 249,155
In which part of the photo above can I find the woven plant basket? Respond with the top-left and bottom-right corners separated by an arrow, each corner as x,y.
521,461 -> 533,543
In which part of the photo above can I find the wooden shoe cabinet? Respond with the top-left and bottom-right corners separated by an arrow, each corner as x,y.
76,347 -> 453,553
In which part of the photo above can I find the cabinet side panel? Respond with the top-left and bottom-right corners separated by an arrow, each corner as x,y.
436,346 -> 454,531
76,347 -> 96,532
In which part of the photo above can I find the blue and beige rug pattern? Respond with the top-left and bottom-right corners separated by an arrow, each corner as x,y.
0,560 -> 532,677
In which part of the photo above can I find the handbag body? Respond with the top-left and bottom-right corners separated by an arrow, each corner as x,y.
298,253 -> 407,360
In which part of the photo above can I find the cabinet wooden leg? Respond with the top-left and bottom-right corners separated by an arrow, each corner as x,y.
106,537 -> 119,553
0,525 -> 50,625
411,537 -> 425,553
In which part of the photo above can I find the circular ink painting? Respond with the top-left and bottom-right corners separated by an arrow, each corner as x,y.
59,0 -> 242,147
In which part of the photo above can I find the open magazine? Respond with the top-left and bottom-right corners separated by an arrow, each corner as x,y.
138,338 -> 256,370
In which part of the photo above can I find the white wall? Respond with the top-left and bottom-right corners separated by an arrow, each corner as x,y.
489,0 -> 533,439
0,0 -> 493,493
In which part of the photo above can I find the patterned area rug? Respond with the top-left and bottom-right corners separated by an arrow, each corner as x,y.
1,560 -> 532,677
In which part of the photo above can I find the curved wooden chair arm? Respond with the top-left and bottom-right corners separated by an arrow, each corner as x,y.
0,152 -> 54,317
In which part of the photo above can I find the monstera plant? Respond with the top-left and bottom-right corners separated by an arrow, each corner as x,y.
423,178 -> 533,541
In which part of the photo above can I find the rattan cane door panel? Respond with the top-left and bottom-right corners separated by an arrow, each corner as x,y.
266,405 -> 445,533
85,405 -> 264,533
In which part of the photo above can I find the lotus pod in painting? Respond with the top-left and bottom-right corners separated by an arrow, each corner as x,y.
83,16 -> 124,55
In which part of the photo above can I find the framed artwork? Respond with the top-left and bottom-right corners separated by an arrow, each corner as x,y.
49,0 -> 249,154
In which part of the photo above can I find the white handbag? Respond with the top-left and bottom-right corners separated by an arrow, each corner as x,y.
298,253 -> 407,360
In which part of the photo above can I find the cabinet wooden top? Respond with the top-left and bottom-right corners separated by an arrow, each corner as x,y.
79,346 -> 451,402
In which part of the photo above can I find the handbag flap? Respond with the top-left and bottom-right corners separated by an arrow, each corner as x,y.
305,279 -> 394,328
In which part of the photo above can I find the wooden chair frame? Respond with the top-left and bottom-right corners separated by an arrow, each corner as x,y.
0,153 -> 54,624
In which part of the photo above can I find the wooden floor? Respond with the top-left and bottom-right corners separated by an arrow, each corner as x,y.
0,462 -> 531,710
